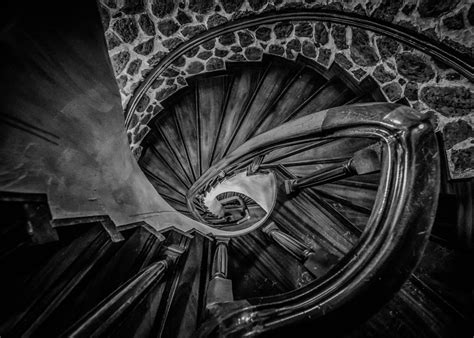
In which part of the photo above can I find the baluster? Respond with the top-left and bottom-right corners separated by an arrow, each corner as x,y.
262,222 -> 337,278
285,147 -> 380,194
100,218 -> 125,243
211,239 -> 229,279
246,155 -> 265,176
206,237 -> 233,307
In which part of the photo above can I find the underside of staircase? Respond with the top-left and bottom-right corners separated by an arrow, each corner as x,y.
1,180 -> 472,337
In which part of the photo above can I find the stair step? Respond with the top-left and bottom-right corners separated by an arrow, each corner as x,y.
154,111 -> 196,185
173,87 -> 201,181
273,137 -> 376,169
7,226 -> 112,336
37,227 -> 164,335
148,130 -> 193,189
288,78 -> 356,121
197,75 -> 229,174
226,58 -> 298,154
160,234 -> 211,337
313,183 -> 377,211
141,148 -> 188,195
230,230 -> 313,300
253,68 -> 327,136
141,166 -> 188,208
211,66 -> 264,163
272,169 -> 360,255
63,258 -> 169,337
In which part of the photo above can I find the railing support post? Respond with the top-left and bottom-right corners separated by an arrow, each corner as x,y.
206,237 -> 233,307
263,222 -> 337,278
285,148 -> 380,194
246,155 -> 265,176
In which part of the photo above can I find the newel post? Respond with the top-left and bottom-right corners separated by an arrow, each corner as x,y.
206,237 -> 233,307
263,222 -> 337,278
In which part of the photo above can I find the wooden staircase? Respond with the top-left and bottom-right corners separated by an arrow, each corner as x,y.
1,55 -> 471,338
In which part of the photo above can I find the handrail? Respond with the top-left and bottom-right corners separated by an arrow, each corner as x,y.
194,102 -> 440,336
63,259 -> 169,337
125,9 -> 473,129
188,102 -> 426,198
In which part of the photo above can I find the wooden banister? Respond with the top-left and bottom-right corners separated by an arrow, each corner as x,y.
62,244 -> 185,337
194,103 -> 440,336
284,147 -> 381,193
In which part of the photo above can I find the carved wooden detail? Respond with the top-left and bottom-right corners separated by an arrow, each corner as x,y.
285,147 -> 381,194
206,237 -> 234,307
262,222 -> 336,278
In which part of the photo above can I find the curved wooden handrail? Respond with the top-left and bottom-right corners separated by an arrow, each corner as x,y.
189,102 -> 430,197
194,102 -> 440,336
125,9 -> 474,129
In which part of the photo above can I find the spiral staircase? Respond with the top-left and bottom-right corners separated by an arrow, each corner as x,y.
1,1 -> 473,337
2,55 -> 472,337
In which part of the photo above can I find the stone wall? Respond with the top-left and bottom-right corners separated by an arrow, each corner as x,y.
99,0 -> 473,179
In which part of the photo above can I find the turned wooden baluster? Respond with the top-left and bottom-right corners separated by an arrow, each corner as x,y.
206,237 -> 233,307
263,222 -> 337,278
285,147 -> 381,194
246,155 -> 265,176
212,238 -> 229,279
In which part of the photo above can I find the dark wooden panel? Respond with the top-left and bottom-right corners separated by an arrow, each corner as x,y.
161,234 -> 212,337
314,183 -> 377,211
0,211 -> 97,327
2,225 -> 104,323
289,79 -> 355,121
156,111 -> 195,185
276,138 -> 376,165
103,232 -> 190,338
139,147 -> 188,197
140,166 -> 187,206
229,229 -> 313,300
5,226 -> 112,336
303,189 -> 363,236
280,138 -> 377,177
348,273 -> 470,337
197,75 -> 228,174
227,59 -> 296,154
271,189 -> 355,256
212,68 -> 263,163
283,161 -> 346,178
252,69 -> 327,136
107,273 -> 168,337
0,203 -> 31,260
263,139 -> 335,164
173,88 -> 200,182
148,130 -> 192,189
312,188 -> 372,231
35,228 -> 164,336
414,241 -> 472,317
